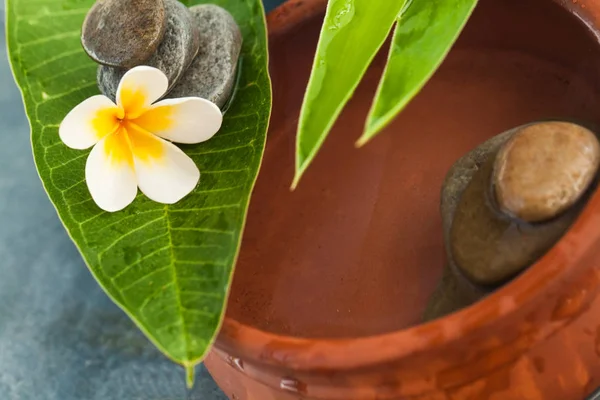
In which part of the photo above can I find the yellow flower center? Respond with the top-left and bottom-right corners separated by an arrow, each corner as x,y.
90,86 -> 176,167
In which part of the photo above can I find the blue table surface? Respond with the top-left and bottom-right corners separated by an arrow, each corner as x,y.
0,1 -> 285,399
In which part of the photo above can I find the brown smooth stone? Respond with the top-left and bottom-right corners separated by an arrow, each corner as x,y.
494,121 -> 600,222
450,152 -> 585,286
425,127 -> 517,321
82,0 -> 166,68
440,128 -> 515,246
427,122 -> 594,318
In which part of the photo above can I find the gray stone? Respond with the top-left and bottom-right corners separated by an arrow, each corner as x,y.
167,5 -> 242,109
82,0 -> 167,68
97,0 -> 200,101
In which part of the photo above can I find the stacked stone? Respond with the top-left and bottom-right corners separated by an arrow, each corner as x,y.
424,121 -> 600,321
81,0 -> 242,109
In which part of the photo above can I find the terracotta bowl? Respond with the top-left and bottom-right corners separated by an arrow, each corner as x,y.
205,0 -> 600,398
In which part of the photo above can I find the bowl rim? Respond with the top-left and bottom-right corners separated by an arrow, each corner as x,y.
217,0 -> 600,372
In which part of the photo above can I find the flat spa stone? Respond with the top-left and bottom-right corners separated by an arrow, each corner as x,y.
424,129 -> 516,321
82,0 -> 167,69
426,122 -> 599,319
423,129 -> 516,321
97,0 -> 200,101
450,154 -> 581,285
440,129 -> 515,245
167,5 -> 242,108
494,121 -> 600,222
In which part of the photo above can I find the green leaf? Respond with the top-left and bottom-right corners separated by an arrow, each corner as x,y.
360,0 -> 478,145
293,0 -> 408,188
6,0 -> 271,379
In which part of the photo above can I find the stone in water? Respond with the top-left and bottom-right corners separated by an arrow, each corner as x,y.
494,121 -> 600,222
440,129 -> 515,245
167,5 -> 243,109
423,129 -> 515,320
427,122 -> 600,318
97,0 -> 200,101
450,155 -> 580,285
82,0 -> 167,69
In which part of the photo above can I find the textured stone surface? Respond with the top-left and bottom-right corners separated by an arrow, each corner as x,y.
450,155 -> 581,285
440,129 -> 515,245
97,0 -> 200,101
167,5 -> 242,108
424,128 -> 515,321
494,121 -> 600,222
82,0 -> 166,68
426,122 -> 598,319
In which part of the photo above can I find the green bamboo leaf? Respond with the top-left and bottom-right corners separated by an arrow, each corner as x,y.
359,0 -> 478,145
6,0 -> 271,383
293,0 -> 408,188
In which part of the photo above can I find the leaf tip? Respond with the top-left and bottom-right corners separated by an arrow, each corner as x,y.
290,171 -> 303,191
355,134 -> 370,148
358,115 -> 388,147
185,364 -> 195,389
291,156 -> 309,191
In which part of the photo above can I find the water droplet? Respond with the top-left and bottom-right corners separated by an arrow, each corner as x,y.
226,356 -> 245,371
280,377 -> 307,393
233,358 -> 244,371
328,0 -> 355,32
301,0 -> 356,129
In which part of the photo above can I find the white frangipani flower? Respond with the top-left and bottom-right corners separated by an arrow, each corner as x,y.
59,66 -> 223,212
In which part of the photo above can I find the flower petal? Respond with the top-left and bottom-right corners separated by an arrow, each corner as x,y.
59,95 -> 120,149
85,129 -> 138,212
127,124 -> 199,204
132,97 -> 223,144
117,66 -> 169,119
